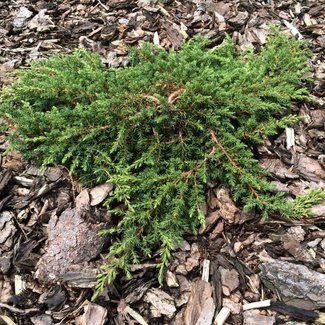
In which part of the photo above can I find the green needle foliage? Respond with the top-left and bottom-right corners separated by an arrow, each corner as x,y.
1,30 -> 324,297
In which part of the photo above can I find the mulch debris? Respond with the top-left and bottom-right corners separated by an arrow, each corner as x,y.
1,0 -> 325,324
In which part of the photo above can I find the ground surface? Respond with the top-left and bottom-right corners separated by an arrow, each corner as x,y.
0,0 -> 325,324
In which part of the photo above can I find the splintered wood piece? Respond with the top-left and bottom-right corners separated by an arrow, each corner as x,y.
202,259 -> 210,282
153,31 -> 160,45
166,270 -> 179,287
0,315 -> 16,325
14,275 -> 26,295
118,300 -> 148,325
285,127 -> 295,150
10,180 -> 62,209
243,300 -> 271,311
0,303 -> 39,315
214,307 -> 231,325
13,176 -> 34,187
124,306 -> 148,325
283,19 -> 303,39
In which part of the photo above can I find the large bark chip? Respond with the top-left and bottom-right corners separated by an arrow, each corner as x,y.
35,208 -> 106,284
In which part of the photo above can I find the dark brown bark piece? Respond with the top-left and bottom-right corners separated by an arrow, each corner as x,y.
0,170 -> 11,194
124,278 -> 156,304
0,211 -> 16,253
107,0 -> 137,9
260,158 -> 299,180
14,239 -> 40,271
282,235 -> 315,264
309,110 -> 325,129
293,153 -> 325,182
60,268 -> 98,288
9,179 -> 63,209
30,314 -> 53,325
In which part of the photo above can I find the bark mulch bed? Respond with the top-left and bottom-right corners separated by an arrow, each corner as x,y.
1,0 -> 325,324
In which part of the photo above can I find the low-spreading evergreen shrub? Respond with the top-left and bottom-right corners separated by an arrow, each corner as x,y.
1,30 -> 324,297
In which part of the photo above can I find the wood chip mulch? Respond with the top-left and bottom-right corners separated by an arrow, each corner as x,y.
1,0 -> 325,324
